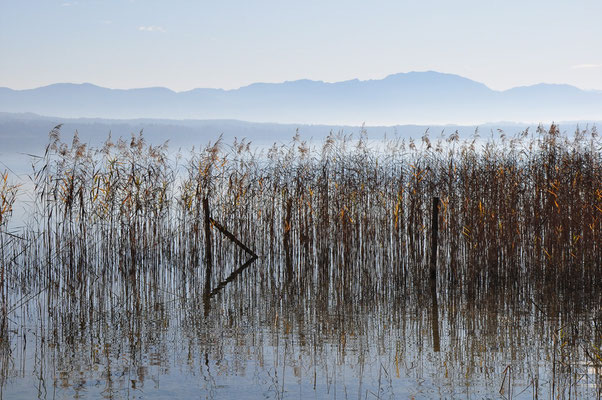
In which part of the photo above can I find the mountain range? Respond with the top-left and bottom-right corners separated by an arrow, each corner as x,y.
1,71 -> 602,124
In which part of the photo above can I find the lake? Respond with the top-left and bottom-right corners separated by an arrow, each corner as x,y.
1,126 -> 601,399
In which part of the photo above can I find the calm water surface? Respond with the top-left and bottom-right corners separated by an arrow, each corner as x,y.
1,259 -> 600,399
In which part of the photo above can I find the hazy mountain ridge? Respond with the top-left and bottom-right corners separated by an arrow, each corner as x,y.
1,71 -> 601,124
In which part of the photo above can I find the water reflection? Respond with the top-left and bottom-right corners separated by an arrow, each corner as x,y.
1,255 -> 600,399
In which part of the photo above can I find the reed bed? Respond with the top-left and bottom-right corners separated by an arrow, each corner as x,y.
3,124 -> 598,305
0,169 -> 19,339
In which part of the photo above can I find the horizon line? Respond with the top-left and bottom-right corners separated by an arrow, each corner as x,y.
2,111 -> 600,130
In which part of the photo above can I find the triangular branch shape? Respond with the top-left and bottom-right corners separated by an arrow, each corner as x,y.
207,217 -> 258,298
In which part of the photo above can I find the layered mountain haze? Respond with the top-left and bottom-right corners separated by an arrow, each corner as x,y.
2,71 -> 601,124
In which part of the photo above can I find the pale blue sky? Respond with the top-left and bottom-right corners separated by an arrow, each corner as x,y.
1,0 -> 601,91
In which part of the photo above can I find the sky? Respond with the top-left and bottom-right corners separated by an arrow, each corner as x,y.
1,0 -> 602,92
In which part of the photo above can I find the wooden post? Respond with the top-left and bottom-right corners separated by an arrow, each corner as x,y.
284,197 -> 293,282
203,196 -> 213,299
319,164 -> 329,288
430,275 -> 441,352
429,196 -> 440,352
429,196 -> 439,281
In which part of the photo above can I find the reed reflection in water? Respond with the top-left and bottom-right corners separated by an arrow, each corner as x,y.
1,271 -> 600,399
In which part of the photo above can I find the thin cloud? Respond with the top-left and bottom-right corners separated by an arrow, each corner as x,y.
61,1 -> 78,6
138,25 -> 167,33
571,63 -> 602,69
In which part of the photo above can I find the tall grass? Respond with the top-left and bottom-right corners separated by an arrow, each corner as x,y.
0,168 -> 19,338
4,124 -> 599,309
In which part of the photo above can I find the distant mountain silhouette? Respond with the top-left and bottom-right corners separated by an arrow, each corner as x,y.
1,71 -> 601,124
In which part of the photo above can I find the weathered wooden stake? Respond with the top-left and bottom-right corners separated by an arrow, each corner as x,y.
203,196 -> 213,299
430,196 -> 441,352
284,197 -> 293,281
429,196 -> 439,281
430,276 -> 441,352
